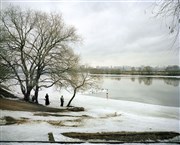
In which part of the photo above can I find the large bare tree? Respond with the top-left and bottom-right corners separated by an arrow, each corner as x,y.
0,6 -> 80,102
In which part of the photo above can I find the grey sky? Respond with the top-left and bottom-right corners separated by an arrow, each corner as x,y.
2,0 -> 179,67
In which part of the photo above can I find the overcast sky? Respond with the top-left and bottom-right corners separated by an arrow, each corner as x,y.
2,0 -> 179,67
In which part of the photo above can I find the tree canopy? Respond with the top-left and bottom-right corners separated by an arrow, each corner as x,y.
0,6 -> 81,102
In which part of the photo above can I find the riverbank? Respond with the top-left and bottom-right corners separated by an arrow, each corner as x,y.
1,88 -> 180,144
0,97 -> 180,143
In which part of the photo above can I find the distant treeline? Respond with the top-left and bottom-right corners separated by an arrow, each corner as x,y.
87,65 -> 180,76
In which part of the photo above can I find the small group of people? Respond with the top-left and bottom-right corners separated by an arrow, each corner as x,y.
44,93 -> 64,107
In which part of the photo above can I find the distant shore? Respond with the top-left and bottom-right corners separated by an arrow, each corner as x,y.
89,71 -> 180,76
90,73 -> 180,78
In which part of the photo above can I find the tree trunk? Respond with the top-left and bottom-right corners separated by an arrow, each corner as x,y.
34,85 -> 39,104
34,67 -> 41,104
24,89 -> 31,101
67,88 -> 77,107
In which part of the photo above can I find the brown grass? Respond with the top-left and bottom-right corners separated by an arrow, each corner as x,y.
0,98 -> 66,112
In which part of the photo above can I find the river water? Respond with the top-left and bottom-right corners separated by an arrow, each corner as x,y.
87,75 -> 180,107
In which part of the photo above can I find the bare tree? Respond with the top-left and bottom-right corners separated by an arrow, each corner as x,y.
153,0 -> 180,45
0,6 -> 80,102
0,21 -> 13,83
0,58 -> 13,84
67,72 -> 92,107
60,67 -> 100,107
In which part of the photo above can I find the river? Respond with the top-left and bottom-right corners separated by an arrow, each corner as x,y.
86,75 -> 180,107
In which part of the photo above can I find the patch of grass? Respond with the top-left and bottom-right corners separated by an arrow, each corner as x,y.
20,117 -> 29,120
62,131 -> 180,142
100,112 -> 121,119
67,107 -> 85,112
47,120 -> 79,127
1,116 -> 29,125
47,120 -> 64,126
4,116 -> 16,125
66,118 -> 83,123
34,113 -> 75,117
0,98 -> 66,112
16,119 -> 28,124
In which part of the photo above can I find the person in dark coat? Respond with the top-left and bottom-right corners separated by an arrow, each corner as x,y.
45,93 -> 50,105
60,95 -> 64,107
32,95 -> 35,102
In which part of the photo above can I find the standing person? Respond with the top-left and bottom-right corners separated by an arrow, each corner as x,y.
32,95 -> 35,102
60,95 -> 64,107
45,93 -> 50,105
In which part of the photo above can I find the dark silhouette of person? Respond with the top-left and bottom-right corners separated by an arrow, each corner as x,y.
45,93 -> 50,105
32,95 -> 35,102
60,95 -> 64,107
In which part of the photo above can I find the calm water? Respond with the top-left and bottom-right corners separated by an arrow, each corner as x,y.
88,75 -> 180,107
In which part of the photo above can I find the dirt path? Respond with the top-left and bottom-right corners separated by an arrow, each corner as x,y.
0,98 -> 66,112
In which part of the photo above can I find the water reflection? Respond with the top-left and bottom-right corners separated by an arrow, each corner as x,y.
131,77 -> 135,82
111,77 -> 121,81
108,76 -> 180,87
163,78 -> 180,87
90,75 -> 180,107
138,77 -> 153,86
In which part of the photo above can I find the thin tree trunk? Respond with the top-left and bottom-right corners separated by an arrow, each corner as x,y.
34,69 -> 41,103
67,88 -> 77,107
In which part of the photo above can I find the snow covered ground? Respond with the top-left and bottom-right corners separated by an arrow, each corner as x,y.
0,87 -> 180,144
